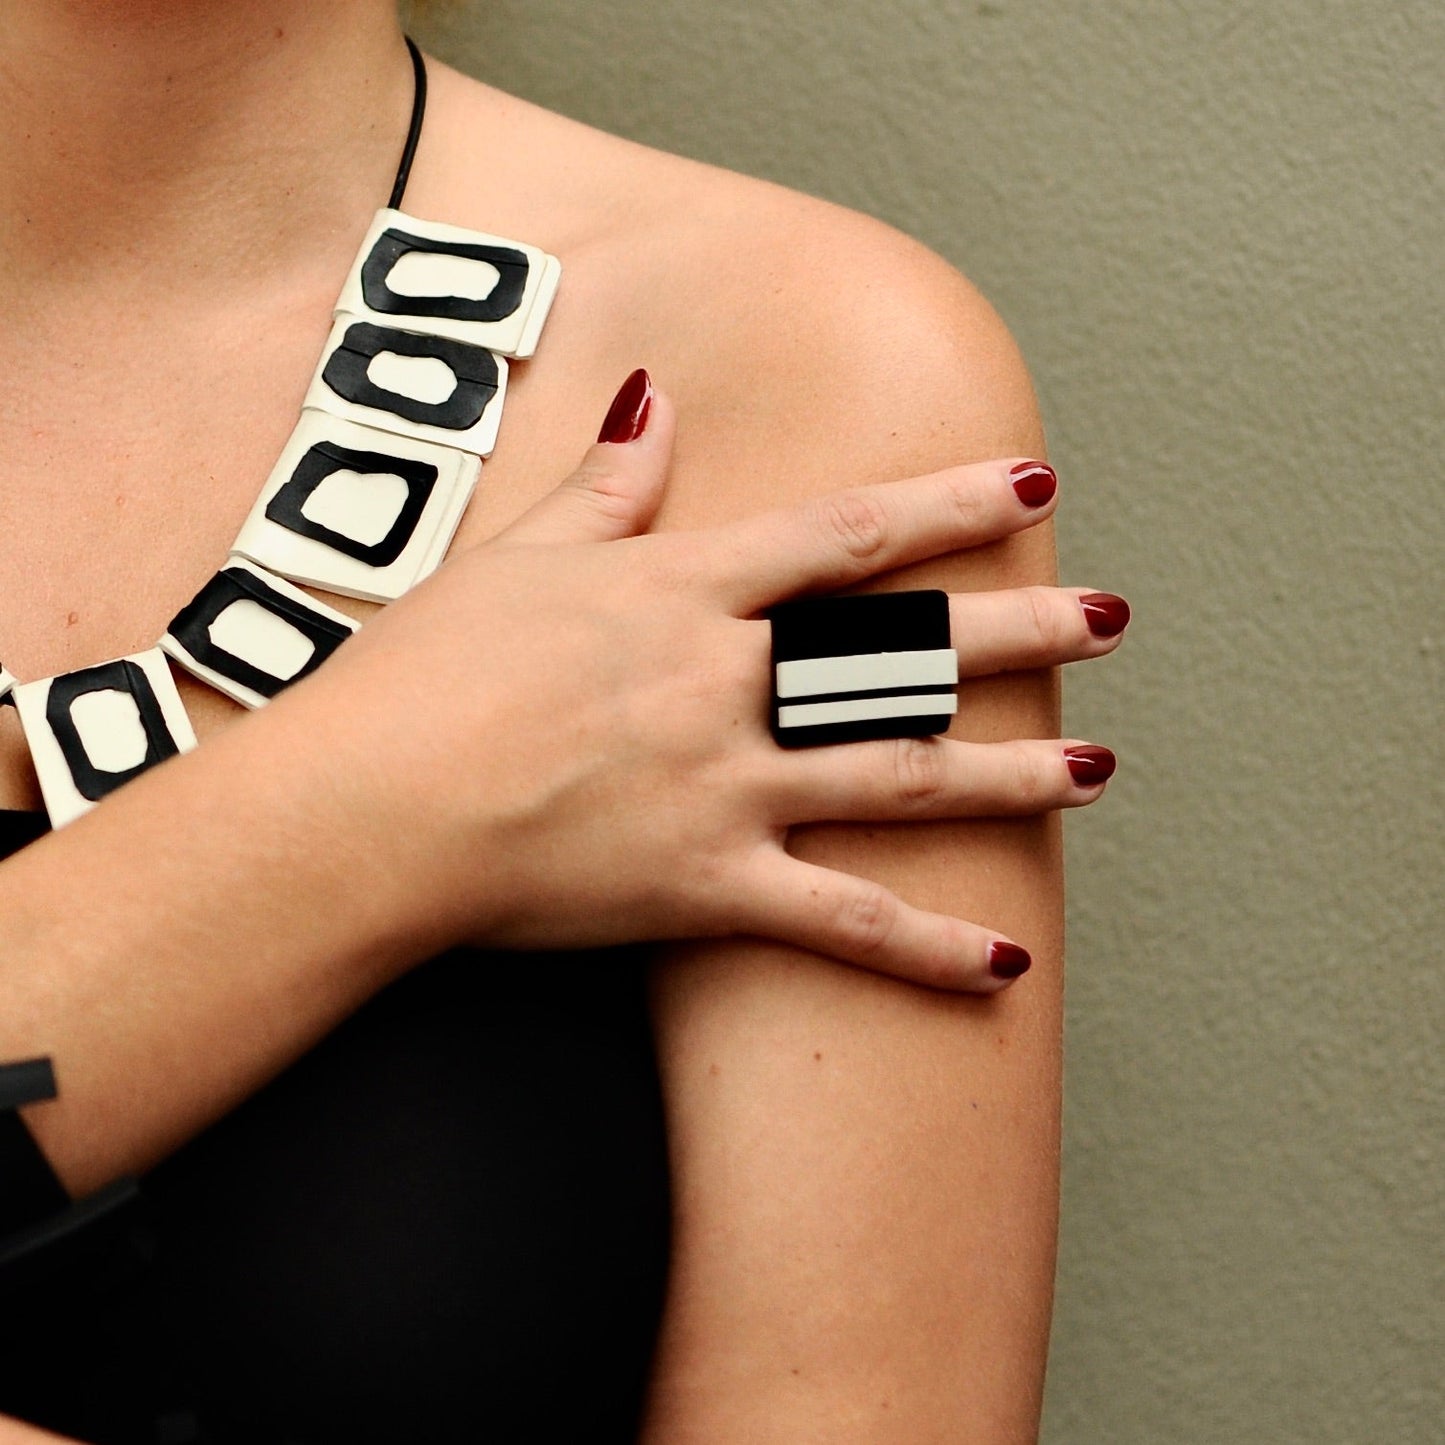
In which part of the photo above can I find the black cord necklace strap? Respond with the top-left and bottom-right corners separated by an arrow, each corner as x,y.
389,36 -> 429,210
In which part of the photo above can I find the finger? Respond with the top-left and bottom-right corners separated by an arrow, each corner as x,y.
764,734 -> 1116,824
733,848 -> 1034,993
951,587 -> 1131,676
703,457 -> 1058,614
498,369 -> 677,546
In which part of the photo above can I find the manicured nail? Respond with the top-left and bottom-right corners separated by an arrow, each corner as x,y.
989,942 -> 1032,980
597,368 -> 653,444
1010,461 -> 1057,508
1080,592 -> 1131,638
1065,745 -> 1117,787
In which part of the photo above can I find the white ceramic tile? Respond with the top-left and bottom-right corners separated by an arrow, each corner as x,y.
305,313 -> 509,456
233,411 -> 479,602
161,557 -> 359,710
14,649 -> 197,827
335,208 -> 562,359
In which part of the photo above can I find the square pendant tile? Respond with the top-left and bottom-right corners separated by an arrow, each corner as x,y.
13,649 -> 197,827
161,557 -> 359,710
305,313 -> 510,456
335,209 -> 562,359
232,411 -> 480,602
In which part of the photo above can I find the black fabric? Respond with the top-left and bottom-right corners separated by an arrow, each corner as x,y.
0,810 -> 671,1444
0,1056 -> 70,1240
0,1057 -> 59,1112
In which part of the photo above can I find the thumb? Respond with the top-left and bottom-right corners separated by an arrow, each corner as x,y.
500,369 -> 675,545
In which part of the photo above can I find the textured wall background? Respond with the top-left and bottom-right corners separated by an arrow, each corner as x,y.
409,2 -> 1443,1439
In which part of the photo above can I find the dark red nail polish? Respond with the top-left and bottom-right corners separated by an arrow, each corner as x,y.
1065,745 -> 1117,787
597,368 -> 653,444
989,942 -> 1032,980
1080,592 -> 1131,638
1010,461 -> 1057,508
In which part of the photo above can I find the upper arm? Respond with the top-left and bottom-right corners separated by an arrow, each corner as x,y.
640,203 -> 1061,1443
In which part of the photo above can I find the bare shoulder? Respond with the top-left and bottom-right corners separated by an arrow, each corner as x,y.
633,169 -> 1046,513
423,61 -> 1043,520
586,154 -> 1046,514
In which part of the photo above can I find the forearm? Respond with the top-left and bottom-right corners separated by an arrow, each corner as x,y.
0,673 -> 437,1197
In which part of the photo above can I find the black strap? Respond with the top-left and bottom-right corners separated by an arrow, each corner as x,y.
389,36 -> 428,211
1,1056 -> 147,1297
0,1058 -> 69,1239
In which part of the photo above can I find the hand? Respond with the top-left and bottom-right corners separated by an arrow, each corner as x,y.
310,374 -> 1125,991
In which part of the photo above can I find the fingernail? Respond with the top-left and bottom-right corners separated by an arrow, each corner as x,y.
989,942 -> 1032,980
597,368 -> 653,444
1065,745 -> 1117,787
1080,592 -> 1131,638
1010,461 -> 1057,508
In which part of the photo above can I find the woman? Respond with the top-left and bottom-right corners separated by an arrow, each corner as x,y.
0,3 -> 1128,1440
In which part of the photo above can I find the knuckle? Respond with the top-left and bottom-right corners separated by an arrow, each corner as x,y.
566,464 -> 639,530
727,623 -> 772,696
893,737 -> 948,812
816,490 -> 890,562
1008,742 -> 1051,804
942,471 -> 989,530
839,882 -> 899,957
1023,586 -> 1070,653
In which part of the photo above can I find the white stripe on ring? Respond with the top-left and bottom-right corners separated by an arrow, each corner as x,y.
776,691 -> 959,730
774,647 -> 959,700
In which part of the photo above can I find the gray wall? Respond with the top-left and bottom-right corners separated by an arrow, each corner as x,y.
410,3 -> 1443,1439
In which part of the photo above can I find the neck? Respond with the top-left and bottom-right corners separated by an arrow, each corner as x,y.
0,1 -> 415,294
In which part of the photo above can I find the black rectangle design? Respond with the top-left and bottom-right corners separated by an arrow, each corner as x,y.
361,227 -> 530,324
321,322 -> 499,432
265,441 -> 439,567
46,660 -> 183,801
167,567 -> 354,702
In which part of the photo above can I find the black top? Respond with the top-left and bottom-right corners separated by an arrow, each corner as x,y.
0,810 -> 672,1444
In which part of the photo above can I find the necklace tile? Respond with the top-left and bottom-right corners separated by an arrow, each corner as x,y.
161,557 -> 360,711
232,411 -> 479,603
4,196 -> 559,825
306,313 -> 509,457
12,650 -> 197,828
336,209 -> 562,360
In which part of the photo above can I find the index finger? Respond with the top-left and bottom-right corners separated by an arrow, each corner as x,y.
701,458 -> 1057,614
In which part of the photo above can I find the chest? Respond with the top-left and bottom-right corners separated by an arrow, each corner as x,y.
0,223 -> 740,813
0,280 -> 585,810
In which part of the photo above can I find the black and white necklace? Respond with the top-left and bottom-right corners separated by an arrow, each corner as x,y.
0,40 -> 560,827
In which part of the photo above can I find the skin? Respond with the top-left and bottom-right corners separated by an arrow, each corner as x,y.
0,2 -> 1126,1439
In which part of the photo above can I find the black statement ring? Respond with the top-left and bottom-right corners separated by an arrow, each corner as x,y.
768,589 -> 959,748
